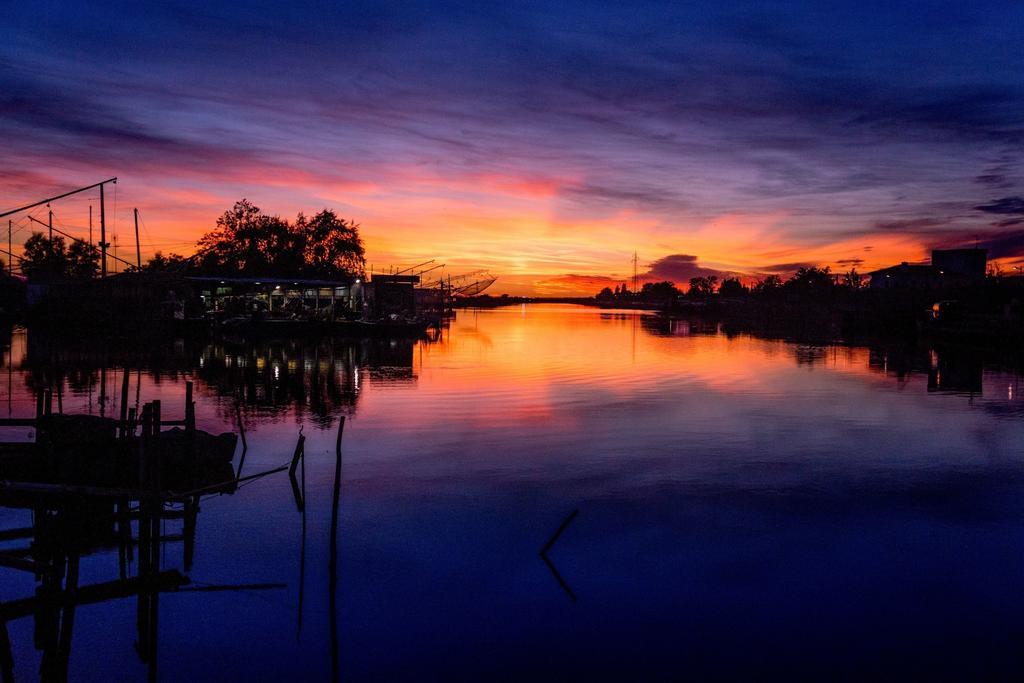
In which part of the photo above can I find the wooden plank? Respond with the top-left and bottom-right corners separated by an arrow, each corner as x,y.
0,571 -> 186,621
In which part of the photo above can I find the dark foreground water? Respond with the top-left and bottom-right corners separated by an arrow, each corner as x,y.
2,305 -> 1024,681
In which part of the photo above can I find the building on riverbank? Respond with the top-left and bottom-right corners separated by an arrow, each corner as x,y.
187,276 -> 363,318
869,248 -> 987,289
364,274 -> 420,318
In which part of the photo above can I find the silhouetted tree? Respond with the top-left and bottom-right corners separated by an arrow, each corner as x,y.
196,200 -> 366,278
687,275 -> 718,297
66,240 -> 100,279
298,209 -> 366,277
718,277 -> 747,297
751,275 -> 783,295
144,251 -> 190,272
21,233 -> 67,280
785,266 -> 834,297
639,280 -> 682,301
21,233 -> 101,281
842,268 -> 865,289
596,286 -> 615,301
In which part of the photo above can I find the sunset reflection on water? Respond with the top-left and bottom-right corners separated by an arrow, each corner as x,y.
2,305 -> 1024,680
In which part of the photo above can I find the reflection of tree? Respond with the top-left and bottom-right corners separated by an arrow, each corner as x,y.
18,331 -> 422,429
21,335 -> 197,407
793,344 -> 827,366
195,337 -> 417,428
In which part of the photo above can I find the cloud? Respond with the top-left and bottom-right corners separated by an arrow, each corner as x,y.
533,273 -> 625,296
976,230 -> 1024,260
4,1 -> 1024,284
974,172 -> 1012,189
559,182 -> 690,213
975,197 -> 1024,215
642,254 -> 730,283
758,261 -> 816,274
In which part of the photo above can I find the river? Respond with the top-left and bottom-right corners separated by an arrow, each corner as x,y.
2,304 -> 1024,680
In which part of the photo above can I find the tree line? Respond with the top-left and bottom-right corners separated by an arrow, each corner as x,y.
14,199 -> 366,281
596,266 -> 867,303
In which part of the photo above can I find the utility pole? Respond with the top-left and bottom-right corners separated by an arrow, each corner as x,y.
0,175 -> 116,272
89,205 -> 93,245
632,251 -> 639,293
100,184 -> 107,278
48,208 -> 53,240
7,220 -> 11,276
134,208 -> 141,270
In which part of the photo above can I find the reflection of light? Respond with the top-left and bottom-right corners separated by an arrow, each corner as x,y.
225,356 -> 232,368
273,363 -> 280,380
354,366 -> 360,391
287,360 -> 297,371
930,350 -> 939,369
256,357 -> 266,370
304,360 -> 313,371
199,356 -> 205,368
1010,385 -> 1014,400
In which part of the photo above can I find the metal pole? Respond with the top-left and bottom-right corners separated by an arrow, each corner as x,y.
100,184 -> 107,278
134,208 -> 141,270
0,177 -> 117,219
48,209 -> 53,240
89,205 -> 93,245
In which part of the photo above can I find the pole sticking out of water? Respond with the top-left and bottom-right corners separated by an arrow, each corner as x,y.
540,508 -> 579,557
329,415 -> 345,682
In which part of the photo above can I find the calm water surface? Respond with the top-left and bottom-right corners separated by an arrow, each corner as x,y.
3,304 -> 1024,680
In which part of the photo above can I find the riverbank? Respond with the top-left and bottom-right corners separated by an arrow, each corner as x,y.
459,283 -> 1024,350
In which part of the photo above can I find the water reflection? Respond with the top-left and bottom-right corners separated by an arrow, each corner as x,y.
1,306 -> 1024,679
14,332 -> 421,428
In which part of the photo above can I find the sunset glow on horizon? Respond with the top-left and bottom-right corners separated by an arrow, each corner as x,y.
4,1 -> 1023,295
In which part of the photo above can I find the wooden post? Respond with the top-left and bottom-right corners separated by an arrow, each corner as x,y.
48,208 -> 52,241
288,433 -> 305,480
120,367 -> 130,438
328,415 -> 345,681
184,382 -> 195,433
234,401 -> 247,478
99,366 -> 107,418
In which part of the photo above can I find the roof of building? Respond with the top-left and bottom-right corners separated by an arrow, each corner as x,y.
868,263 -> 936,277
370,274 -> 421,284
185,276 -> 358,287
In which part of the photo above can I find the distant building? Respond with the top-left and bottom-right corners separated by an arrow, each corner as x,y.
869,248 -> 987,289
931,249 -> 987,281
364,274 -> 420,317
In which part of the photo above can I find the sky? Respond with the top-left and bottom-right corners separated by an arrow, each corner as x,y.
2,0 -> 1023,295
